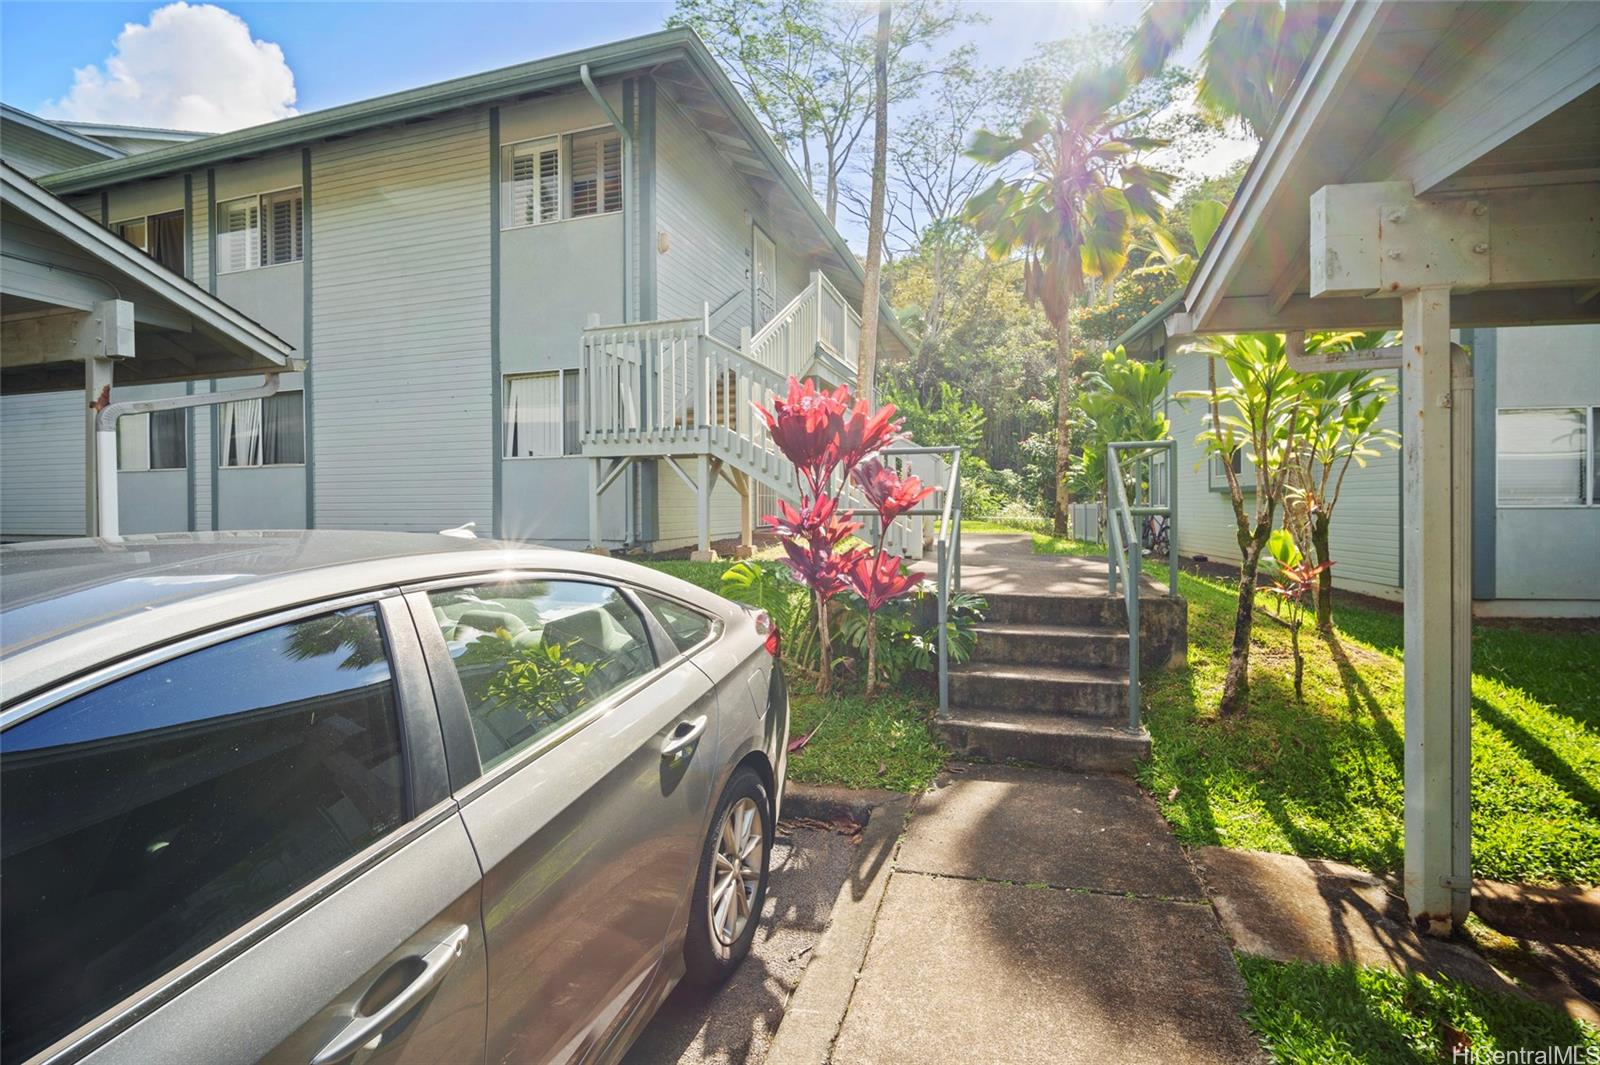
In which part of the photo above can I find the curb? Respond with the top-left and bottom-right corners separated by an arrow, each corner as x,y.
765,789 -> 913,1065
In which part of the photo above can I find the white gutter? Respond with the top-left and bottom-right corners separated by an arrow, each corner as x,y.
92,364 -> 302,539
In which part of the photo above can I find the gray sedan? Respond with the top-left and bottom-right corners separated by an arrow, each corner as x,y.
0,531 -> 788,1065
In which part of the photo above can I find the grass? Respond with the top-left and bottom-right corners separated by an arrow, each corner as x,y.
639,559 -> 947,794
961,518 -> 1107,557
1237,955 -> 1599,1063
1014,531 -> 1600,886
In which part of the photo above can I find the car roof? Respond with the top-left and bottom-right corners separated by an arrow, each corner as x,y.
0,530 -> 729,707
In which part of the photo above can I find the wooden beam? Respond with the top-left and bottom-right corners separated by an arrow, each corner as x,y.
1,300 -> 133,367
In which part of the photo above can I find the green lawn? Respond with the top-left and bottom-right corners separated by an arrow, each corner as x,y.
1008,527 -> 1600,886
1238,956 -> 1599,1064
639,559 -> 947,794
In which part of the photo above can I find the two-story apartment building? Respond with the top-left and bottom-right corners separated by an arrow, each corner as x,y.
0,30 -> 911,554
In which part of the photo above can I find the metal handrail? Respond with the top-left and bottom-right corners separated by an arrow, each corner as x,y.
1105,439 -> 1178,733
878,443 -> 962,716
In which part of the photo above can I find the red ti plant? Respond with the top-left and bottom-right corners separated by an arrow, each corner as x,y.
1262,529 -> 1333,701
756,378 -> 919,694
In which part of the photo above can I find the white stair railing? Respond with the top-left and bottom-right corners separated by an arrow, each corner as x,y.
744,284 -> 817,378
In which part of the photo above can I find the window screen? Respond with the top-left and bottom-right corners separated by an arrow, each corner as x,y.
1498,408 -> 1589,506
218,390 -> 305,467
426,580 -> 655,769
0,605 -> 404,1062
117,409 -> 187,471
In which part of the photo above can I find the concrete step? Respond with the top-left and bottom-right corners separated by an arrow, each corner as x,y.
970,622 -> 1129,669
935,709 -> 1151,774
981,592 -> 1126,628
949,663 -> 1128,719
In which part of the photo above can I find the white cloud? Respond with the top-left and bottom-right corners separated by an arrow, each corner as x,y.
41,3 -> 296,133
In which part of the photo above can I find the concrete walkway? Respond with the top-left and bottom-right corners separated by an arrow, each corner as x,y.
950,531 -> 1168,597
827,765 -> 1263,1065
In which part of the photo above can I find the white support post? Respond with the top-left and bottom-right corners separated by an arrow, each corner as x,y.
587,458 -> 607,555
690,452 -> 717,562
84,355 -> 115,537
735,469 -> 754,559
1399,286 -> 1472,934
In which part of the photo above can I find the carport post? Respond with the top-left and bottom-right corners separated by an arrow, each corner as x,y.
85,355 -> 115,537
1399,285 -> 1472,933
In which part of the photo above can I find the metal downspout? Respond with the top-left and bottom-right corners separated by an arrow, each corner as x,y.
581,64 -> 638,548
94,365 -> 300,539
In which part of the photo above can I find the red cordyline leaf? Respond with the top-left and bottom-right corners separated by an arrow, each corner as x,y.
754,378 -> 851,492
778,539 -> 857,600
765,494 -> 860,550
844,550 -> 924,612
836,399 -> 903,474
851,459 -> 935,525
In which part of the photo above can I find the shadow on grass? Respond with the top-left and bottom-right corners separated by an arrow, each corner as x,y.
1473,695 -> 1600,821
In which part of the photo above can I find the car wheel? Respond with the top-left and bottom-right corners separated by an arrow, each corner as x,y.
684,767 -> 771,986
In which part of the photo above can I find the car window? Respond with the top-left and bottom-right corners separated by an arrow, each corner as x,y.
0,605 -> 405,1063
425,580 -> 655,770
637,590 -> 717,654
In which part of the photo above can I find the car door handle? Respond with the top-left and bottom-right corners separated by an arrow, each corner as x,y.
310,924 -> 469,1065
662,715 -> 708,759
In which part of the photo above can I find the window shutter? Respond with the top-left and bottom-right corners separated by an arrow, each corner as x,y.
538,144 -> 560,222
602,136 -> 622,214
220,198 -> 260,273
504,140 -> 560,226
260,190 -> 302,266
570,135 -> 599,217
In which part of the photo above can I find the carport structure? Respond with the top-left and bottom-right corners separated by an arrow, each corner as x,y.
1,163 -> 296,537
1167,0 -> 1599,933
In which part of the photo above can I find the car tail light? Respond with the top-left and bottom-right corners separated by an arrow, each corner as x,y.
754,610 -> 780,658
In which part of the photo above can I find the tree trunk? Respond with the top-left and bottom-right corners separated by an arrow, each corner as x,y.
1311,513 -> 1334,632
1053,312 -> 1074,536
854,1 -> 891,404
815,592 -> 833,695
1219,521 -> 1271,716
865,611 -> 878,696
1290,619 -> 1303,701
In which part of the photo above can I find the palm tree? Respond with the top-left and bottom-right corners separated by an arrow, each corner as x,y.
1127,0 -> 1339,140
964,65 -> 1173,536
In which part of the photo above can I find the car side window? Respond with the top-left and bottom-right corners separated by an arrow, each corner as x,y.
425,580 -> 655,770
637,590 -> 717,654
0,605 -> 406,1063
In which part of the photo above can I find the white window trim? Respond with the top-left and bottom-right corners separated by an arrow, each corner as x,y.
1208,447 -> 1255,493
216,185 -> 303,275
500,125 -> 623,231
216,390 -> 307,469
1495,405 -> 1597,509
502,370 -> 580,459
110,215 -> 150,253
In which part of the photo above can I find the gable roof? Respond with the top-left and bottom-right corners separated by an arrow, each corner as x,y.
35,28 -> 912,356
2,161 -> 295,390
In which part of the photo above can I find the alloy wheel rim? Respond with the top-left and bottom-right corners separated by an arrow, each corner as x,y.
710,797 -> 764,946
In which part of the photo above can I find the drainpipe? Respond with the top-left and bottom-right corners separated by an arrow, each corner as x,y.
581,63 -> 639,546
94,363 -> 302,540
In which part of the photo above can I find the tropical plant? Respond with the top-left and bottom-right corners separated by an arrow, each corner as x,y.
1131,198 -> 1226,285
755,378 -> 920,694
1176,331 -> 1306,716
1071,345 -> 1172,502
720,559 -> 819,673
880,380 -> 986,454
835,588 -> 985,686
1261,528 -> 1332,702
1286,357 -> 1399,631
965,64 -> 1173,537
1127,0 -> 1340,140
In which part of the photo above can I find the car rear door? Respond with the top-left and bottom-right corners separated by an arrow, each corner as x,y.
0,594 -> 487,1065
405,575 -> 717,1064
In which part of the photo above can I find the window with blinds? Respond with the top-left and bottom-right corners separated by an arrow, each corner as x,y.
1497,407 -> 1596,507
504,371 -> 580,457
217,189 -> 302,273
501,129 -> 621,229
503,138 -> 560,227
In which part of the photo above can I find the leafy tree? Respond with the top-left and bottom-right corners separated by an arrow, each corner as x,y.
880,380 -> 985,454
1127,0 -> 1339,140
671,0 -> 977,224
1287,356 -> 1398,631
965,64 -> 1173,535
1071,346 -> 1172,501
1177,332 -> 1306,716
857,1 -> 891,402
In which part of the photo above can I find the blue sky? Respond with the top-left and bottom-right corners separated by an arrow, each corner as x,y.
1,1 -> 1149,121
